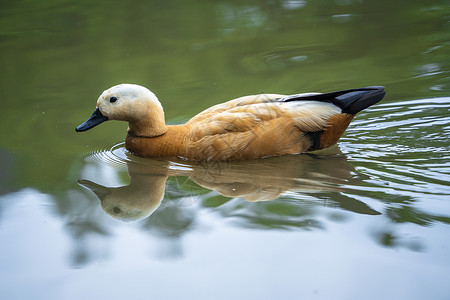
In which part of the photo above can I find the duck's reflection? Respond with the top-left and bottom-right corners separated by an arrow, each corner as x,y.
79,176 -> 166,221
79,148 -> 380,221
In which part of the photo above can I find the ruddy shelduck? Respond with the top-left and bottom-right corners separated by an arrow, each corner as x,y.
76,84 -> 385,161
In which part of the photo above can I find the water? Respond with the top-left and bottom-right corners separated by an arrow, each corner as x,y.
1,1 -> 450,299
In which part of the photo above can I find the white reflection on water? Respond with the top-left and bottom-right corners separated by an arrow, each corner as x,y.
1,187 -> 450,300
282,0 -> 307,10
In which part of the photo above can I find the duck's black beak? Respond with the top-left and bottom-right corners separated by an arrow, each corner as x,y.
76,108 -> 109,132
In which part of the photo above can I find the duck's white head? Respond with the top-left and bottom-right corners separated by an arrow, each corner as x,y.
76,84 -> 167,137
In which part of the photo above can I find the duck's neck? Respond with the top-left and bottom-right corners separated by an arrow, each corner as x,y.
125,124 -> 188,158
127,112 -> 168,138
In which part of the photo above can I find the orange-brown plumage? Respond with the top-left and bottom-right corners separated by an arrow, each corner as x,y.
320,113 -> 355,149
76,84 -> 385,161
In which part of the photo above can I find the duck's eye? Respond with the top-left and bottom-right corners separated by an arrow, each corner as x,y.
110,96 -> 118,103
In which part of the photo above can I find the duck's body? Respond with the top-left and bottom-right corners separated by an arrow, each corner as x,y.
76,84 -> 385,161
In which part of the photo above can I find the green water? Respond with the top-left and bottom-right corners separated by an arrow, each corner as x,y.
1,1 -> 449,299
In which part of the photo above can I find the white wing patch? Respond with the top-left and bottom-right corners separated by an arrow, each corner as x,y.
283,101 -> 342,132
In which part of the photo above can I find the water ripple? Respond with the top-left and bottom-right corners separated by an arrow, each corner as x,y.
340,96 -> 450,211
85,142 -> 130,167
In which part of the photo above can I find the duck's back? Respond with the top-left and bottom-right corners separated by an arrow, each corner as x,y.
182,86 -> 385,161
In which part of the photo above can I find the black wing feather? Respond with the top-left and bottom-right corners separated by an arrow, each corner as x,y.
280,86 -> 385,114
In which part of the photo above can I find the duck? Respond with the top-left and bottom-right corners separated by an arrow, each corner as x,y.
76,84 -> 385,161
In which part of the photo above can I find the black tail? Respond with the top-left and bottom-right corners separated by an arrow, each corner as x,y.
281,86 -> 386,114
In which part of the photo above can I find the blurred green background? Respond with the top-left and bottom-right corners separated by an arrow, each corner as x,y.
0,0 -> 448,192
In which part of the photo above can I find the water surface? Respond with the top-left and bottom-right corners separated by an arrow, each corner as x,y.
0,1 -> 449,299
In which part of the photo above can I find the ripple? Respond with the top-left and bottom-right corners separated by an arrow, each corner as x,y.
332,14 -> 355,23
282,0 -> 306,10
85,142 -> 130,167
83,142 -> 197,174
339,96 -> 450,211
414,63 -> 443,78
